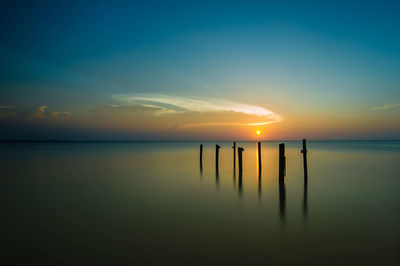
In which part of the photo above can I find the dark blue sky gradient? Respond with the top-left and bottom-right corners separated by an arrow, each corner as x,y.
0,0 -> 399,139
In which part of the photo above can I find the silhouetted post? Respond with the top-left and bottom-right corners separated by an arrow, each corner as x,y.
215,145 -> 220,187
301,139 -> 308,179
238,147 -> 244,173
232,141 -> 236,169
232,142 -> 236,185
200,144 -> 203,172
257,141 -> 262,172
279,143 -> 286,179
216,144 -> 220,171
238,147 -> 244,197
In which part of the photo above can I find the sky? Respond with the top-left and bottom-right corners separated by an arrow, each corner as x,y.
0,0 -> 399,140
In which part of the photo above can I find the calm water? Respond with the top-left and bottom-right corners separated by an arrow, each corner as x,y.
1,141 -> 399,266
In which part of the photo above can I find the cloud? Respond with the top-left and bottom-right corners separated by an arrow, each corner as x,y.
31,105 -> 48,119
369,103 -> 400,111
0,105 -> 16,118
114,94 -> 280,126
52,111 -> 73,119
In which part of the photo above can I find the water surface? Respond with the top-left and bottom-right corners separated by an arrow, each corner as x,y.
1,141 -> 399,265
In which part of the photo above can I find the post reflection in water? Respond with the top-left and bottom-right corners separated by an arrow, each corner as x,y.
233,165 -> 236,189
303,175 -> 308,221
215,165 -> 219,189
238,169 -> 243,197
258,169 -> 262,198
200,159 -> 203,177
279,178 -> 286,225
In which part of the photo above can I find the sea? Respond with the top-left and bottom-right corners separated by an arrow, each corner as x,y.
1,140 -> 399,265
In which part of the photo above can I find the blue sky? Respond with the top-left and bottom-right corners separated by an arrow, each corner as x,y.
0,0 -> 399,140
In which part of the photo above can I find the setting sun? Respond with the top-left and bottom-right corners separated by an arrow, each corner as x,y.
256,130 -> 261,135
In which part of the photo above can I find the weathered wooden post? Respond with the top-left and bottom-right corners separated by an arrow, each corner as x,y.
279,143 -> 286,179
237,147 -> 244,196
215,145 -> 220,186
301,139 -> 308,179
238,147 -> 244,173
200,144 -> 203,172
215,144 -> 221,176
257,141 -> 262,172
216,144 -> 220,168
232,141 -> 236,169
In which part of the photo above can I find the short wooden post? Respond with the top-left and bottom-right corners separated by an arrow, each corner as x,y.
279,143 -> 286,179
257,141 -> 262,172
301,139 -> 308,179
238,147 -> 244,172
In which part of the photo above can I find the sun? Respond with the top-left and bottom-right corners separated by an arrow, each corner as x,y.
256,130 -> 261,135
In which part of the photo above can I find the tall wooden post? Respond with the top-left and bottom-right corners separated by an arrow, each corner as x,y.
200,144 -> 203,172
301,139 -> 308,179
232,141 -> 236,169
257,141 -> 262,172
279,143 -> 286,179
238,147 -> 244,197
215,145 -> 220,186
238,147 -> 244,173
216,144 -> 220,173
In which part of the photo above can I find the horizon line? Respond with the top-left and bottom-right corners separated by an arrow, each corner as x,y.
1,139 -> 399,143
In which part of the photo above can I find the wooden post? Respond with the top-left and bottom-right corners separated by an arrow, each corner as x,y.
238,147 -> 244,172
238,146 -> 244,197
301,139 -> 308,179
215,145 -> 220,185
257,141 -> 262,172
232,141 -> 236,184
279,143 -> 286,179
232,141 -> 236,169
216,144 -> 220,171
200,144 -> 203,171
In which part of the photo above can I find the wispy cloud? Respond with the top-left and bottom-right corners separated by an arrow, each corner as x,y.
0,105 -> 15,118
31,105 -> 48,119
52,111 -> 73,119
369,103 -> 400,111
114,94 -> 280,126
